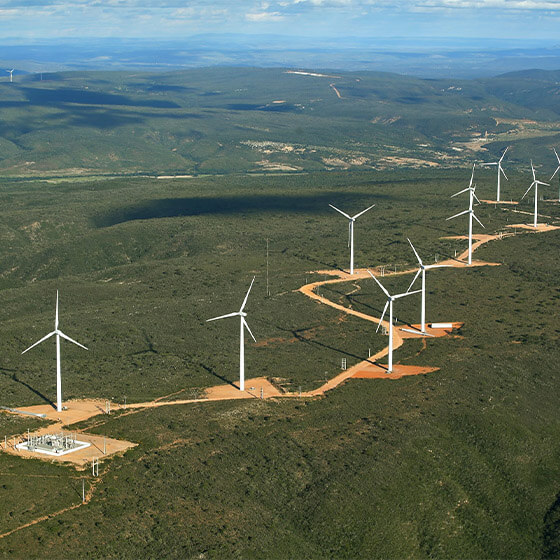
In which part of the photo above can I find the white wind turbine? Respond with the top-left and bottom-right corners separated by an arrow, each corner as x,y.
329,203 -> 375,275
405,238 -> 451,334
481,147 -> 509,202
6,69 -> 14,82
522,160 -> 549,228
446,171 -> 484,265
22,291 -> 88,413
550,148 -> 560,202
367,270 -> 420,373
207,277 -> 256,391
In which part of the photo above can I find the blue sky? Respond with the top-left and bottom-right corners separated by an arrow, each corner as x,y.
1,0 -> 559,41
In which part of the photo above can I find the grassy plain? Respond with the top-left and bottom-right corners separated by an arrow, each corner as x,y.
0,166 -> 559,557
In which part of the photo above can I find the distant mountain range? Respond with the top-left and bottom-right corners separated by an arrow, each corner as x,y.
1,35 -> 559,79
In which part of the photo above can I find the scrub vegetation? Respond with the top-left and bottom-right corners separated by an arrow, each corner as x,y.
0,67 -> 560,178
0,66 -> 560,558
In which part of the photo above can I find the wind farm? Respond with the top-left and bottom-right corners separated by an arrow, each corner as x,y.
0,63 -> 559,559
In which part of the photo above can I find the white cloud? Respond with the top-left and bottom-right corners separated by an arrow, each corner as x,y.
419,0 -> 560,9
246,10 -> 285,20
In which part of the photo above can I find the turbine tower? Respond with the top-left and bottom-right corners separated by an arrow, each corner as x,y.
207,277 -> 256,391
406,238 -> 450,334
446,175 -> 484,265
22,291 -> 88,413
367,270 -> 420,373
481,147 -> 509,202
551,148 -> 560,202
329,203 -> 375,275
6,69 -> 14,82
522,161 -> 549,228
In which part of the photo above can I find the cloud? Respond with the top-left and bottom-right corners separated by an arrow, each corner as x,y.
246,10 -> 285,20
0,0 -> 559,40
419,0 -> 560,9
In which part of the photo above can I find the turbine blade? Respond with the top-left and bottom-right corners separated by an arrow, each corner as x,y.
207,311 -> 239,322
407,237 -> 422,266
21,331 -> 56,354
352,203 -> 375,220
446,209 -> 470,221
239,276 -> 255,313
58,331 -> 88,350
481,162 -> 498,167
367,269 -> 390,298
243,318 -> 256,343
554,148 -> 560,164
536,180 -> 550,186
328,204 -> 352,220
521,182 -> 534,200
424,264 -> 452,269
472,212 -> 485,229
407,269 -> 421,293
469,163 -> 476,188
499,146 -> 509,162
348,220 -> 351,248
473,190 -> 481,205
551,166 -> 560,181
451,187 -> 470,198
499,165 -> 508,181
55,290 -> 59,331
376,301 -> 389,333
394,289 -> 421,300
531,160 -> 536,181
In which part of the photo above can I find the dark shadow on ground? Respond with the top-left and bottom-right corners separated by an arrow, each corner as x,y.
0,368 -> 55,409
276,325 -> 370,364
95,191 -> 387,227
198,362 -> 236,389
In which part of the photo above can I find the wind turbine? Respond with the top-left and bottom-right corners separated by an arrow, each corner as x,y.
481,147 -> 509,202
367,270 -> 420,373
446,176 -> 484,265
6,69 -> 13,82
522,160 -> 549,228
207,277 -> 256,391
405,238 -> 451,334
329,203 -> 375,275
22,291 -> 88,413
550,148 -> 560,202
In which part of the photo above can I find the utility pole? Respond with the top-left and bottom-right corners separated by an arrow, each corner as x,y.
266,238 -> 270,297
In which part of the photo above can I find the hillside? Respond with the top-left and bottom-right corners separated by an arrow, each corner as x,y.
0,170 -> 558,557
0,67 -> 559,178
